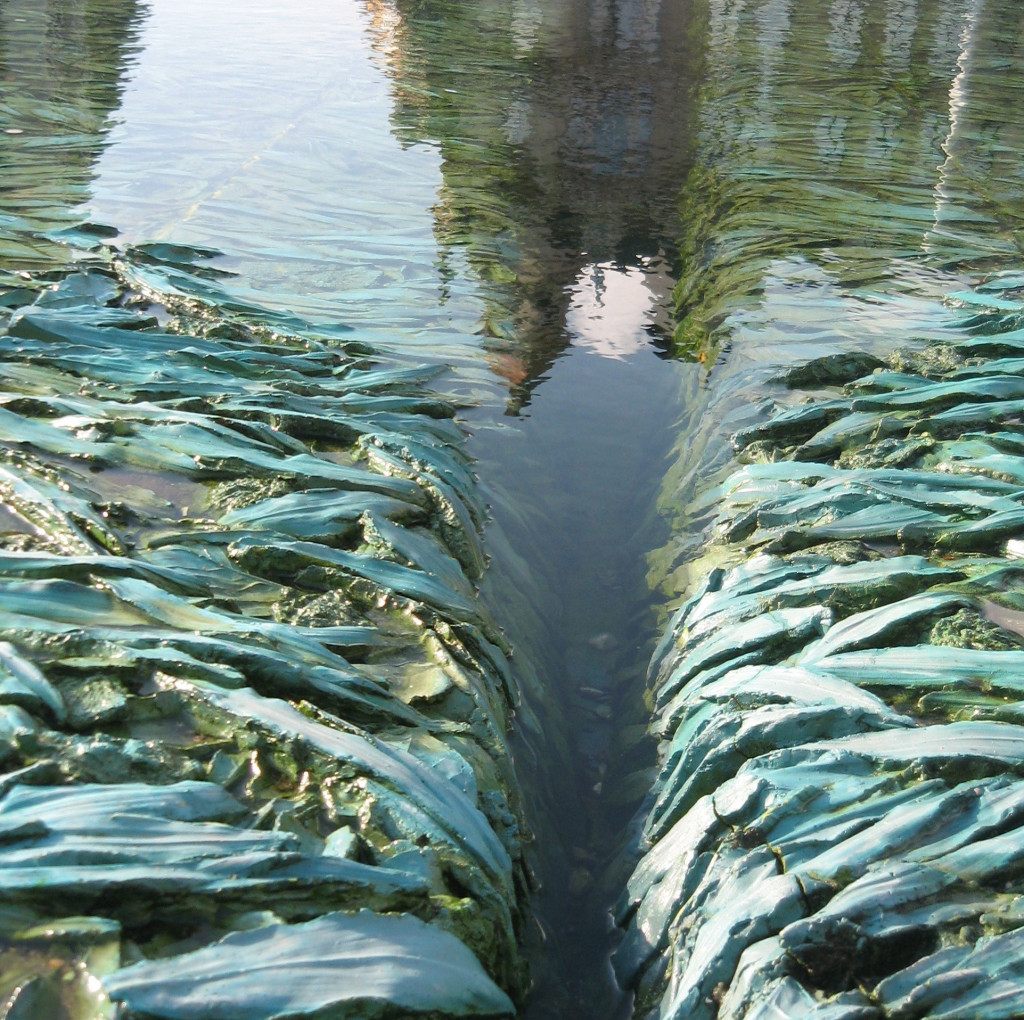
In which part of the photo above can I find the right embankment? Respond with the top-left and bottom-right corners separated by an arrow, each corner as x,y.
617,2 -> 1024,1017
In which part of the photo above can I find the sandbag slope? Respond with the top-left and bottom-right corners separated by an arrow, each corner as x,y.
0,245 -> 526,1020
620,2 -> 1024,1017
618,289 -> 1024,1019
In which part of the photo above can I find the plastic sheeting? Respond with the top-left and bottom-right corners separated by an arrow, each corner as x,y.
0,246 -> 523,1019
625,0 -> 1024,1016
621,292 -> 1024,1020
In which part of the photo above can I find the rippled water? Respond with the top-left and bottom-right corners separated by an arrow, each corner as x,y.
74,0 -> 701,406
3,0 -> 1024,1015
3,0 -> 699,1012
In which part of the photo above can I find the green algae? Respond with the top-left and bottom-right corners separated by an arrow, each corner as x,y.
0,245 -> 532,1016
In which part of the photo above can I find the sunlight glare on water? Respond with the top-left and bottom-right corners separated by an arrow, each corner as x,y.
566,259 -> 675,360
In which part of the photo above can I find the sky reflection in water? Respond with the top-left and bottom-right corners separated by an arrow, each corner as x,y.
80,0 -> 698,411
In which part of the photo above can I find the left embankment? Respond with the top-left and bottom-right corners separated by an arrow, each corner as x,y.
0,242 -> 529,1019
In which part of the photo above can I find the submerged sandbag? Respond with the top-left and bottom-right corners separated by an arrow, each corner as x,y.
0,247 -> 525,1018
625,1 -> 1024,1017
103,911 -> 516,1020
627,297 -> 1024,1016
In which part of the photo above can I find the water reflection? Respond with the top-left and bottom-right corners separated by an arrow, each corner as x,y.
67,0 -> 703,410
566,258 -> 675,360
84,0 -> 475,354
377,0 -> 702,408
0,0 -> 144,271
670,0 -> 1024,365
928,0 -> 1024,256
471,312 -> 684,1020
5,0 -> 1021,1015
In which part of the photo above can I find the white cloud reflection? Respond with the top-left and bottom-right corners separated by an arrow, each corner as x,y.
565,257 -> 669,359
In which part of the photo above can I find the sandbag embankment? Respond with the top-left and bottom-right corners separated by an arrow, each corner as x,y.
648,0 -> 1024,600
618,2 -> 1024,1015
0,245 -> 527,1019
617,287 -> 1024,1019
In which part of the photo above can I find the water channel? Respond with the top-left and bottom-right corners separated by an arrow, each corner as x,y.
3,0 -> 703,1013
85,0 -> 699,1013
4,0 -> 1024,1017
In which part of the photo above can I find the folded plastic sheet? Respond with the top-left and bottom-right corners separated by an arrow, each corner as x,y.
623,285 -> 1024,1018
0,781 -> 432,919
625,0 -> 1024,1013
103,911 -> 517,1019
0,248 -> 521,1018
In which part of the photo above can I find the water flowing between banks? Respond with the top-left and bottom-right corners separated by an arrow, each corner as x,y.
2,0 -> 1024,1019
0,0 -> 698,1014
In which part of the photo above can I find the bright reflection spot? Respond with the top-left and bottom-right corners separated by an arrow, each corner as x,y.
565,258 -> 667,359
365,0 -> 403,61
929,1 -> 979,247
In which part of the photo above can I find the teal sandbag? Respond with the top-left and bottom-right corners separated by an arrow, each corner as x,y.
103,911 -> 516,1019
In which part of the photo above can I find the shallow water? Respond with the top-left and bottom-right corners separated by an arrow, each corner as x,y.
470,292 -> 686,1019
3,0 -> 700,1011
71,0 -> 701,1011
4,0 -> 1024,1016
76,0 -> 702,402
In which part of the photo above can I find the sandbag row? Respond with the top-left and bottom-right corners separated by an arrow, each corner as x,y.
622,6 -> 1024,1012
0,245 -> 525,1019
618,288 -> 1024,1019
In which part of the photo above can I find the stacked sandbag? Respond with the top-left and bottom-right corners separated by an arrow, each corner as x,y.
0,245 -> 525,1019
618,286 -> 1024,1019
621,0 -> 1024,1015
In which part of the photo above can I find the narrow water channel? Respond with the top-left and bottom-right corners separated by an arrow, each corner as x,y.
361,1 -> 706,1008
3,0 -> 704,1012
469,266 -> 688,1018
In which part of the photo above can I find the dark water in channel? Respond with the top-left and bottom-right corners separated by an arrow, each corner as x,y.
470,332 -> 684,1020
1,0 -> 701,1013
372,2 -> 706,1012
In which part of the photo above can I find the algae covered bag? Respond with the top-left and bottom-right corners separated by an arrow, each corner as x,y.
0,243 -> 528,1018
